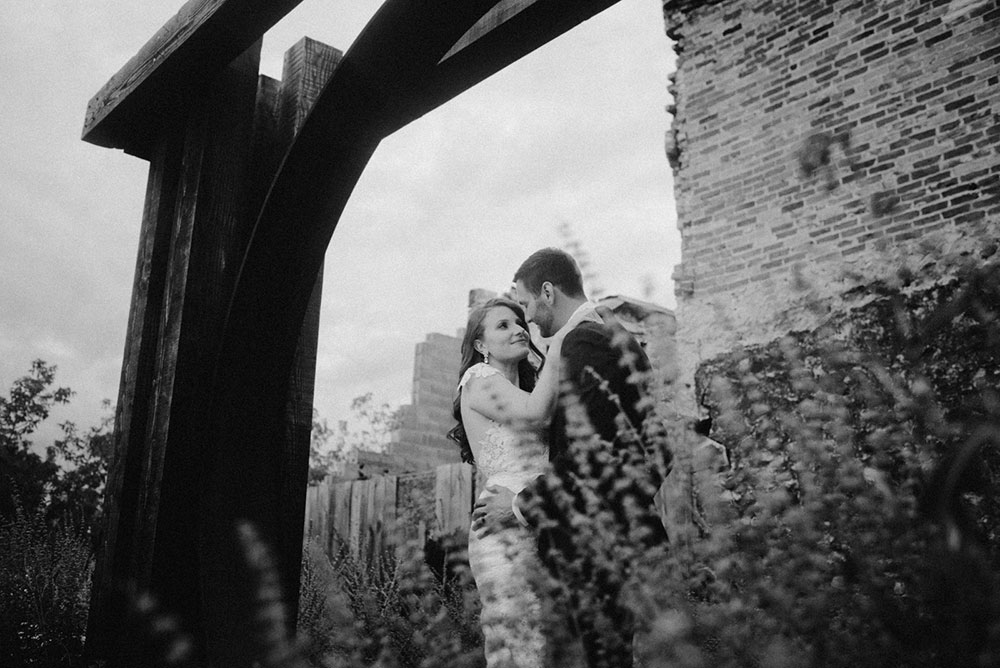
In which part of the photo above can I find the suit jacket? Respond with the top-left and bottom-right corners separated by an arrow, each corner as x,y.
526,319 -> 668,561
549,321 -> 652,466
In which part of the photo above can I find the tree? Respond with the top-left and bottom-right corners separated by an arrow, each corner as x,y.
47,401 -> 113,544
310,392 -> 401,482
0,360 -> 112,543
0,360 -> 72,518
0,361 -> 112,665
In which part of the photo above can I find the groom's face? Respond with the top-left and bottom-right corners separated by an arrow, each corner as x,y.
514,279 -> 555,337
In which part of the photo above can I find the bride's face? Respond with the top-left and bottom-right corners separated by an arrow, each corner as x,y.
477,306 -> 531,364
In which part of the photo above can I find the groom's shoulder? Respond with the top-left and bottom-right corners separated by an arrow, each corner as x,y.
565,320 -> 612,345
566,320 -> 649,367
563,321 -> 616,360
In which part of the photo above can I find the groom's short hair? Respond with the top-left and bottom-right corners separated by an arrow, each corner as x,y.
514,247 -> 586,298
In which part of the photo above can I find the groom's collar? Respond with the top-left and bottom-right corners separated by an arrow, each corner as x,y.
564,301 -> 602,330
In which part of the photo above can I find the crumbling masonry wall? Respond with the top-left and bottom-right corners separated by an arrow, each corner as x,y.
664,0 -> 1000,399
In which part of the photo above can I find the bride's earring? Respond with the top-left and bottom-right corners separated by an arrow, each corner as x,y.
483,350 -> 490,364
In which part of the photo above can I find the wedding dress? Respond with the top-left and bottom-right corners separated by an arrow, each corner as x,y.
460,363 -> 547,668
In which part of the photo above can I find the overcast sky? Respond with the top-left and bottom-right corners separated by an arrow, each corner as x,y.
1,0 -> 679,444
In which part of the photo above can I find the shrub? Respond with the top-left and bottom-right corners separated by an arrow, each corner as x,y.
630,264 -> 1000,667
296,529 -> 484,668
0,502 -> 92,667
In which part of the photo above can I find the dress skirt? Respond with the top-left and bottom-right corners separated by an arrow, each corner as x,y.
468,489 -> 546,668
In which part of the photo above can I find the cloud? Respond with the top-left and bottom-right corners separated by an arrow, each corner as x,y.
0,0 -> 680,444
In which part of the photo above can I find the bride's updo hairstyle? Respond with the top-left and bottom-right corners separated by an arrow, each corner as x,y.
447,297 -> 543,464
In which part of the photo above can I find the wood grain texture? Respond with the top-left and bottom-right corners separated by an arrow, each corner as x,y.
272,40 -> 341,631
82,0 -> 305,157
194,38 -> 341,663
435,463 -> 474,535
84,130 -> 184,666
331,481 -> 354,551
84,41 -> 264,667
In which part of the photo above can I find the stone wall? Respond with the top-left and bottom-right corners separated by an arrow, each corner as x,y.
664,0 -> 1000,405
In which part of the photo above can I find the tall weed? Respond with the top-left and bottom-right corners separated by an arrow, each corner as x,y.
296,529 -> 484,668
0,503 -> 92,667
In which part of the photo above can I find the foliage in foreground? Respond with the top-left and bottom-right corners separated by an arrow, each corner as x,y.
296,530 -> 484,668
6,262 -> 1000,668
295,265 -> 1000,668
0,504 -> 92,667
633,262 -> 1000,667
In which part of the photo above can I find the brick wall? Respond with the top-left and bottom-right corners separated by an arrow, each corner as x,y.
663,0 -> 1000,395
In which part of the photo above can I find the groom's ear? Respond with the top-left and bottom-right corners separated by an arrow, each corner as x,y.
540,281 -> 555,303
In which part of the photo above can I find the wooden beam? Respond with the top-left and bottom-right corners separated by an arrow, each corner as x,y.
442,0 -> 541,59
392,0 -> 624,134
82,0 -> 305,158
206,0 -> 625,400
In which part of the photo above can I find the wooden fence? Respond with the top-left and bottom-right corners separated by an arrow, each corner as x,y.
302,458 -> 697,562
303,463 -> 477,557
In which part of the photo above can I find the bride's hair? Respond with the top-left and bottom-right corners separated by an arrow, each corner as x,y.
447,297 -> 543,464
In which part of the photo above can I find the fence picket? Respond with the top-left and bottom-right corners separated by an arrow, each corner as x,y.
330,481 -> 353,553
435,463 -> 474,536
306,465 -> 474,558
349,481 -> 366,555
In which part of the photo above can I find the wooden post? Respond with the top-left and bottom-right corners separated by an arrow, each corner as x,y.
85,35 -> 342,668
435,463 -> 475,536
330,480 -> 353,554
303,479 -> 331,544
194,41 -> 341,666
85,129 -> 185,663
86,42 -> 265,666
349,481 -> 367,555
262,37 -> 343,633
376,474 -> 398,543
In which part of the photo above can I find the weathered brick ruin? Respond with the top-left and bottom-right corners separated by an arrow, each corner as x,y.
356,331 -> 464,476
665,0 -> 999,395
664,0 -> 999,525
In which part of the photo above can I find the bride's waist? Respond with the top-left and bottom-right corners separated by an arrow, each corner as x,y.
480,471 -> 541,494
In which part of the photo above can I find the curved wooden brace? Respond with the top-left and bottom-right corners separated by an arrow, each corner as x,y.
197,0 -> 622,662
214,0 -> 624,405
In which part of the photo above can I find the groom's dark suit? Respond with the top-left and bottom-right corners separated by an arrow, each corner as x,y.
524,318 -> 669,668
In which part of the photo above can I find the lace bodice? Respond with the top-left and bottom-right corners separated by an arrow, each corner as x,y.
458,363 -> 547,491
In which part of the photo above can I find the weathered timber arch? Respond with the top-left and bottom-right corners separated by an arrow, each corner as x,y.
83,1 -> 623,666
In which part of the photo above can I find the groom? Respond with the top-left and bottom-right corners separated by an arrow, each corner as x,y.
473,247 -> 669,668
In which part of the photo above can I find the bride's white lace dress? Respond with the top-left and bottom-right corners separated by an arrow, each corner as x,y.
460,363 -> 548,668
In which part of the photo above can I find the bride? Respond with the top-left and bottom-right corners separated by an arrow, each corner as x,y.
448,297 -> 567,668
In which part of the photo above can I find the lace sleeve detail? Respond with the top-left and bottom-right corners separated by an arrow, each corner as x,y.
458,363 -> 502,390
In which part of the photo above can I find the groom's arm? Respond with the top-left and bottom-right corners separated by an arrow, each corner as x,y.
471,478 -> 547,536
500,328 -> 604,531
473,327 -> 612,535
471,484 -> 523,536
